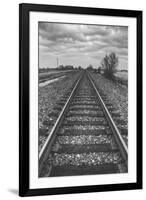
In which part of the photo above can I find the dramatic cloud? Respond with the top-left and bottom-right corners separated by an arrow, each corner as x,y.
39,22 -> 128,69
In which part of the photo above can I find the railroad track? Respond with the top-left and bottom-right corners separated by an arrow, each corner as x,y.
39,70 -> 128,177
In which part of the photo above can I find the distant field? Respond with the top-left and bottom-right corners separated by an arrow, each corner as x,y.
39,70 -> 74,78
114,71 -> 128,86
39,70 -> 75,83
115,71 -> 128,81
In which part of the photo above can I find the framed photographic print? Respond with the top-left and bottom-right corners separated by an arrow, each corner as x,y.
19,3 -> 142,196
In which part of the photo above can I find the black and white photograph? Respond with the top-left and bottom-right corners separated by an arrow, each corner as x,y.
38,22 -> 128,177
19,3 -> 142,196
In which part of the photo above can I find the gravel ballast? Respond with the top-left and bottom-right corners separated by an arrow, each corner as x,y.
38,72 -> 79,151
91,73 -> 128,124
91,73 -> 128,145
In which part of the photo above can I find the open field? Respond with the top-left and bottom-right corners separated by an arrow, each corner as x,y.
115,71 -> 128,81
39,70 -> 76,83
114,71 -> 128,86
39,75 -> 66,87
39,70 -> 72,77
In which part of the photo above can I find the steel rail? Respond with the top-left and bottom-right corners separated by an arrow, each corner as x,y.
87,71 -> 128,166
39,71 -> 84,175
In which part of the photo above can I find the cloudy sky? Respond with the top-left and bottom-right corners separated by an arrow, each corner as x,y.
39,22 -> 128,70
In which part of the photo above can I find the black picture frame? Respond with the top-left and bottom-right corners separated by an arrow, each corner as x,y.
19,3 -> 143,197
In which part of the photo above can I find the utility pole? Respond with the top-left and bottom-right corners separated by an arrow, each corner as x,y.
56,57 -> 59,68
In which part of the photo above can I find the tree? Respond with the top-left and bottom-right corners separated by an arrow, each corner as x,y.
87,64 -> 93,71
78,66 -> 82,70
101,52 -> 118,79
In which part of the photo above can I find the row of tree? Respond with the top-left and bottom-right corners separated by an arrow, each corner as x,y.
39,52 -> 119,79
57,65 -> 82,70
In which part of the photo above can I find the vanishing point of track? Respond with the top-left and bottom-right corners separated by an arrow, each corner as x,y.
39,70 -> 128,177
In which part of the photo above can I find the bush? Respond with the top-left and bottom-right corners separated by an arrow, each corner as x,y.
101,52 -> 118,79
87,64 -> 93,71
97,67 -> 102,74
